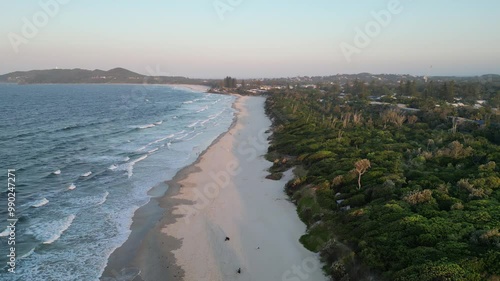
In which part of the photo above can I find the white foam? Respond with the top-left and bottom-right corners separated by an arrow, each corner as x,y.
0,227 -> 9,237
209,109 -> 225,119
42,215 -> 76,244
200,117 -> 212,126
140,134 -> 175,152
32,198 -> 49,208
53,170 -> 61,175
196,105 -> 209,113
19,248 -> 35,259
150,134 -> 174,145
154,120 -> 163,125
68,183 -> 76,190
175,133 -> 189,140
81,171 -> 92,177
137,124 -> 155,129
148,148 -> 159,154
96,192 -> 109,206
126,155 -> 148,178
137,145 -> 148,152
187,120 -> 200,128
183,100 -> 193,104
185,132 -> 203,141
9,96 -> 238,281
201,110 -> 226,127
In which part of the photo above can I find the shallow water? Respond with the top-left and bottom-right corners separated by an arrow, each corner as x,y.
0,83 -> 234,280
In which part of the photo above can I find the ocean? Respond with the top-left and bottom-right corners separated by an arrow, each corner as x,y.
0,84 -> 235,280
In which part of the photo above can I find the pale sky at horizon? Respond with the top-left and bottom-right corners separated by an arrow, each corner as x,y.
1,0 -> 499,78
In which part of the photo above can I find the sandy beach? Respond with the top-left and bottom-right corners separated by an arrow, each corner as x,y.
103,95 -> 327,281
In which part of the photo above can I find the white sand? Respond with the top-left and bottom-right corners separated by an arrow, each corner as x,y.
162,96 -> 328,281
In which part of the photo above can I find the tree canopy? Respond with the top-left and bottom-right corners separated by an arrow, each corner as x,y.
265,84 -> 500,280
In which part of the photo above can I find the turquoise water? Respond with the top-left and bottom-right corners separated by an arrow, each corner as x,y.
0,84 -> 235,280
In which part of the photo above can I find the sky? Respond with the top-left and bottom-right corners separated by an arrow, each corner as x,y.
0,0 -> 499,78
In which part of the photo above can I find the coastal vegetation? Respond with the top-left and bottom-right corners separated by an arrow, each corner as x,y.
265,80 -> 500,280
223,76 -> 238,88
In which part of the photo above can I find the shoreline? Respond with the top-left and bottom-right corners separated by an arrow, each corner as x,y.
100,95 -> 241,281
102,94 -> 327,281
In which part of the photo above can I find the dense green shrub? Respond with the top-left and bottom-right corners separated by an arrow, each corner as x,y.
265,89 -> 500,280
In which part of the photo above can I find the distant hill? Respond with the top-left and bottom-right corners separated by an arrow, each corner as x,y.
0,67 -> 212,85
1,68 -> 499,87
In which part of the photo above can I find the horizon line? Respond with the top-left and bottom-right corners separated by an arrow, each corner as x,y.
2,67 -> 499,80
